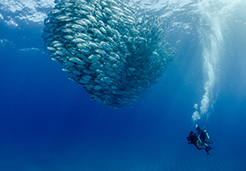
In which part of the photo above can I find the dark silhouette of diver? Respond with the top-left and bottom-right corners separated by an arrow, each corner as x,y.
187,125 -> 214,155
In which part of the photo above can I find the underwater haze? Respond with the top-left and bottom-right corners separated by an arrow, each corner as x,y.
1,0 -> 246,170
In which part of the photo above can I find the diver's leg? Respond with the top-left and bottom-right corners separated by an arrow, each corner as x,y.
205,145 -> 215,155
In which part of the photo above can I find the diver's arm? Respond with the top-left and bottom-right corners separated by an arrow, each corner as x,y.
197,135 -> 202,143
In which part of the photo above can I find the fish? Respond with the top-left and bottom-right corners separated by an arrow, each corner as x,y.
90,28 -> 105,39
94,85 -> 102,91
129,67 -> 136,72
103,7 -> 113,15
95,49 -> 107,56
74,33 -> 92,40
47,46 -> 56,51
80,19 -> 93,26
98,20 -> 105,27
72,24 -> 86,31
88,54 -> 100,61
109,52 -> 120,59
63,35 -> 74,40
82,5 -> 94,13
75,9 -> 89,16
69,57 -> 85,65
107,19 -> 118,27
87,15 -> 98,25
105,25 -> 113,35
108,56 -> 117,63
101,77 -> 112,84
99,27 -> 107,35
77,43 -> 90,51
100,41 -> 112,51
42,0 -> 174,108
88,41 -> 99,49
53,42 -> 63,47
72,38 -> 86,43
62,68 -> 72,74
61,28 -> 73,33
74,19 -> 88,27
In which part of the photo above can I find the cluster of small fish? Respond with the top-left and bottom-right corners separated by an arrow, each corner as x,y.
42,0 -> 174,108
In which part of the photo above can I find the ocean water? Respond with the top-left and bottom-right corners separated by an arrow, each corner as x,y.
0,0 -> 246,170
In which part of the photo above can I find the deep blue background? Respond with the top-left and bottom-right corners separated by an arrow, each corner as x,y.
0,2 -> 246,169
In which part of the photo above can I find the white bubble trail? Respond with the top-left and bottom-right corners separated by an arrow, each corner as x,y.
192,0 -> 224,122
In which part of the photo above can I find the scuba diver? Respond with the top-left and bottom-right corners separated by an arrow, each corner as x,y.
195,125 -> 213,145
187,125 -> 214,155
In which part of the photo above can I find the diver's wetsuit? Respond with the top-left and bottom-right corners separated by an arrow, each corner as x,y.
187,130 -> 214,155
187,131 -> 203,150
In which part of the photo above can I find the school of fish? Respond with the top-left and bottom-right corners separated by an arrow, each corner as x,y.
42,0 -> 174,108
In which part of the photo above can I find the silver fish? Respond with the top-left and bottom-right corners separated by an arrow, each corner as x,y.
74,33 -> 91,40
69,57 -> 85,65
75,19 -> 88,27
72,38 -> 86,43
87,15 -> 98,25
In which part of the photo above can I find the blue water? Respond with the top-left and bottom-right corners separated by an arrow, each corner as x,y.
1,0 -> 246,170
